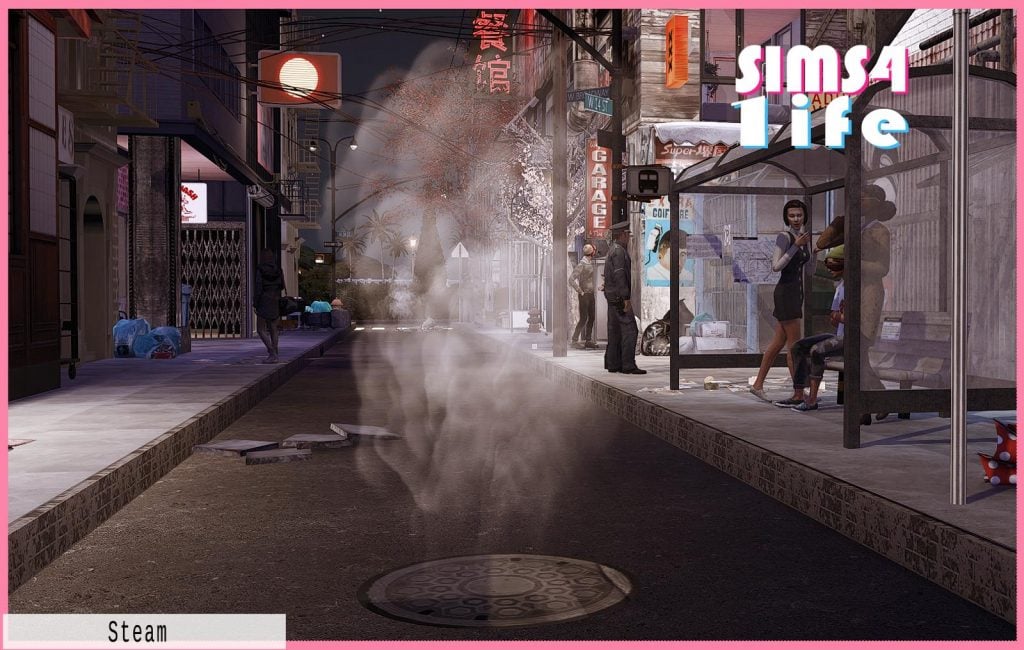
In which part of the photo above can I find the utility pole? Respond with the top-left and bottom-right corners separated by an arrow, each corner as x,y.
551,11 -> 568,357
999,10 -> 1014,73
610,11 -> 625,229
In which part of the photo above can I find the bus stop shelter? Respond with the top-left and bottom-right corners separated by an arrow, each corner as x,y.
666,65 -> 1016,450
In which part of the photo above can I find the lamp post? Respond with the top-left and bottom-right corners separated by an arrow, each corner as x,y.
309,133 -> 358,296
408,236 -> 417,271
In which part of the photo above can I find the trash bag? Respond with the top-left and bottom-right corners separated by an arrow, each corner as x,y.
309,300 -> 332,313
113,318 -> 151,358
131,331 -> 159,358
641,318 -> 672,356
641,301 -> 694,356
149,340 -> 177,359
330,308 -> 350,330
150,326 -> 182,354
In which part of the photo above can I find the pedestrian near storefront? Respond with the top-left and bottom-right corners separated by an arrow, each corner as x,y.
749,199 -> 811,401
569,243 -> 598,349
603,222 -> 645,374
254,249 -> 285,363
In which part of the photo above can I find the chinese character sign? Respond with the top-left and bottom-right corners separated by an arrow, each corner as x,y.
472,11 -> 513,95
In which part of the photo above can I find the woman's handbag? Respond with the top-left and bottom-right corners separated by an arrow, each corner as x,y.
278,296 -> 301,315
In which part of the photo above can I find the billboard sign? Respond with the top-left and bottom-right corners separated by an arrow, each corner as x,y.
181,182 -> 208,224
258,50 -> 341,109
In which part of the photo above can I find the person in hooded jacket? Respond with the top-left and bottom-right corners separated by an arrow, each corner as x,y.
254,249 -> 285,363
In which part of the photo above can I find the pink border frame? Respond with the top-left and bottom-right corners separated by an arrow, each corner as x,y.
1,2 -> 1020,648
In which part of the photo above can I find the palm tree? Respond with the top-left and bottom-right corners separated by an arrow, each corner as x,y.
337,230 -> 368,279
386,233 -> 411,279
360,209 -> 399,279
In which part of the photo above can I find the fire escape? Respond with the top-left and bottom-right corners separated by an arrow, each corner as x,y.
56,11 -> 158,129
278,18 -> 323,232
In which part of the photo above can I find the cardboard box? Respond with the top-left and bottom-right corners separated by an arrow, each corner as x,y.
694,336 -> 739,351
699,321 -> 729,338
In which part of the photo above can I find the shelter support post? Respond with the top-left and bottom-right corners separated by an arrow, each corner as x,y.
669,191 -> 679,390
950,9 -> 969,505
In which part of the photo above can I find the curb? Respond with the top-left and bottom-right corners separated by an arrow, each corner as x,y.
483,333 -> 1016,623
8,329 -> 348,593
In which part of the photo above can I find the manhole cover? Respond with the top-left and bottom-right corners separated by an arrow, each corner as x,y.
359,554 -> 631,627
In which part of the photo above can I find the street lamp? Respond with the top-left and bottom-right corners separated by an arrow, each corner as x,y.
309,133 -> 358,295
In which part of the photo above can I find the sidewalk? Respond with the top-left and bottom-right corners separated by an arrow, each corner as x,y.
7,327 -> 346,591
466,326 -> 1017,623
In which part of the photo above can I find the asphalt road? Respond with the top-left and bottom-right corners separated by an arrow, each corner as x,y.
9,330 -> 1015,641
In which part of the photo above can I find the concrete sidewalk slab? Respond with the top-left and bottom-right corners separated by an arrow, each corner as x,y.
245,448 -> 312,465
7,328 -> 346,592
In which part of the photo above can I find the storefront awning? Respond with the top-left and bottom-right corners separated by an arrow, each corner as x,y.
672,111 -> 845,196
652,120 -> 764,148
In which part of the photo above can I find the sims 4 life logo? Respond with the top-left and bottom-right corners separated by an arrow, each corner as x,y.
733,45 -> 910,150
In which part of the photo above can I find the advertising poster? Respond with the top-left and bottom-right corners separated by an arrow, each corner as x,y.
642,214 -> 695,287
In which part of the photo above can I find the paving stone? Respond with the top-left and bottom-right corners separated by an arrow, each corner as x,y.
245,448 -> 313,465
192,440 -> 280,457
330,423 -> 402,439
280,433 -> 352,449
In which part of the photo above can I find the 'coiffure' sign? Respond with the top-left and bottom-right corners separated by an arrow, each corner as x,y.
181,182 -> 207,224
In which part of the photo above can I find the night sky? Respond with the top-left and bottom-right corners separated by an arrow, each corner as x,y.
296,10 -> 476,248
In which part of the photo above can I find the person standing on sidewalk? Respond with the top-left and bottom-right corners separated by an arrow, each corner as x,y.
749,199 -> 811,401
603,222 -> 645,374
569,243 -> 598,349
254,249 -> 285,363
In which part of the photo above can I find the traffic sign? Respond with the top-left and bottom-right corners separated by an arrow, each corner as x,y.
583,93 -> 613,116
566,86 -> 610,103
323,241 -> 343,248
451,242 -> 470,258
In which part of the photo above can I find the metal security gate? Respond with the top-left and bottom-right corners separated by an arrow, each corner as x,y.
181,223 -> 247,339
58,175 -> 79,377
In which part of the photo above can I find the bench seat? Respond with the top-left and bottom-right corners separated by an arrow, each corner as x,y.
823,311 -> 952,420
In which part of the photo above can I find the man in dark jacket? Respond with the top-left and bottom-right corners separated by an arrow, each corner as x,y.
254,249 -> 285,363
603,221 -> 645,374
569,243 -> 597,349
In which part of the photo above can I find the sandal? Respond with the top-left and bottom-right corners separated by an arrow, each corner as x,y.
749,386 -> 771,402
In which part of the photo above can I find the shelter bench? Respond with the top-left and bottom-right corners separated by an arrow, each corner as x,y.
825,311 -> 951,420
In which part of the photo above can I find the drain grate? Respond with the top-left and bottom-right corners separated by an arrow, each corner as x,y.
359,554 -> 631,627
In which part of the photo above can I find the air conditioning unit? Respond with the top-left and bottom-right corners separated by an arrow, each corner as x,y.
247,185 -> 275,208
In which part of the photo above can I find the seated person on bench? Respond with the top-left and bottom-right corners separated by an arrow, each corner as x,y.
774,246 -> 845,412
